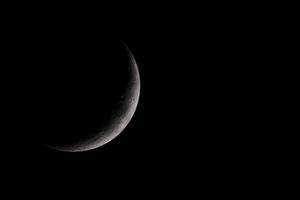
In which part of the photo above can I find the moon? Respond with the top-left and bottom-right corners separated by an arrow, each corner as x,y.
42,42 -> 140,152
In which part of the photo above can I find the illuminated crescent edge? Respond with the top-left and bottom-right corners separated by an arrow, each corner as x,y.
46,48 -> 140,152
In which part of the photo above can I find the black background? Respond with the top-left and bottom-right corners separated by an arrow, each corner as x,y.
0,6 -> 263,197
2,25 -> 206,193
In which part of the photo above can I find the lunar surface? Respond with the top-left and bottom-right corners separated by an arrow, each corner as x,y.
37,41 -> 140,152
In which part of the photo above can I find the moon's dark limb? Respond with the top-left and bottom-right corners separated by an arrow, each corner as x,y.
39,42 -> 140,152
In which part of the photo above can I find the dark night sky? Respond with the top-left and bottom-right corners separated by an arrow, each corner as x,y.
1,10 -> 258,196
2,28 -> 204,187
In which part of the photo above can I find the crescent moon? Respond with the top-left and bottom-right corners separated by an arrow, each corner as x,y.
45,45 -> 140,152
